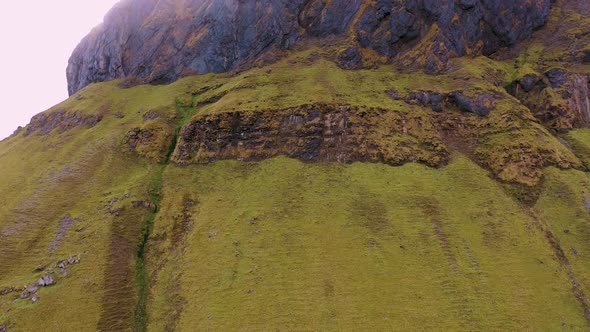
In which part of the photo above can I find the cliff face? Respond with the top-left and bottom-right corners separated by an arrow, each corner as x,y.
4,1 -> 590,331
67,0 -> 550,95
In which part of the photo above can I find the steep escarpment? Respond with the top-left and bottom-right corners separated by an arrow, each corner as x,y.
3,53 -> 590,331
67,0 -> 551,94
3,0 -> 590,331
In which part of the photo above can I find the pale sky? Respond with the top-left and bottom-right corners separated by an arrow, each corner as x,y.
0,0 -> 120,139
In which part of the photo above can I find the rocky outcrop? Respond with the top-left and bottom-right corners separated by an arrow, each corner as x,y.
173,104 -> 449,167
170,98 -> 581,186
67,0 -> 551,94
125,124 -> 174,162
24,110 -> 102,136
37,275 -> 56,287
389,90 -> 499,116
510,69 -> 590,132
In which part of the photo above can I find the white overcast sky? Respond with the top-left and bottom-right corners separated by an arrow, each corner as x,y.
0,0 -> 120,139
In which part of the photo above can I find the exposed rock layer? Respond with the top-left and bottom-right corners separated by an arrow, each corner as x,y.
24,110 -> 102,136
67,0 -> 551,94
173,104 -> 449,167
510,70 -> 590,132
171,102 -> 581,186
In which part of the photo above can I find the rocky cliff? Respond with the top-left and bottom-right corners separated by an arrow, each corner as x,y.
3,0 -> 590,331
67,0 -> 551,95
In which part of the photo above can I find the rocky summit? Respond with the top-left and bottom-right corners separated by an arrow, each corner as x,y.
2,0 -> 590,331
67,0 -> 550,94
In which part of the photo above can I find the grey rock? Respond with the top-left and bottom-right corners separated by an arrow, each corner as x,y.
450,92 -> 496,116
572,247 -> 580,257
545,68 -> 567,88
26,285 -> 38,294
67,0 -> 552,95
584,195 -> 590,212
37,275 -> 56,287
518,75 -> 545,92
405,91 -> 445,112
0,287 -> 14,296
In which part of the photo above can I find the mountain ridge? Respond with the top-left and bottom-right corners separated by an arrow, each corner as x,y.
67,0 -> 552,95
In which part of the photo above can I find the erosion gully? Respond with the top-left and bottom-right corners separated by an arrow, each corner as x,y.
134,95 -> 199,331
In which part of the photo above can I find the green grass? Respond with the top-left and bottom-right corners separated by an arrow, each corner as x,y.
536,167 -> 590,306
0,35 -> 589,330
134,93 -> 201,331
565,129 -> 590,168
144,155 -> 589,330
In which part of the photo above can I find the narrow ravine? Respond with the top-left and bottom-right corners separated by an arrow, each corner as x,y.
134,95 -> 199,331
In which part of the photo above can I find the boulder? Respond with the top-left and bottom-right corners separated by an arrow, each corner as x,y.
37,275 -> 56,287
450,92 -> 495,116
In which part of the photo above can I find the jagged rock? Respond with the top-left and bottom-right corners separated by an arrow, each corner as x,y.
511,69 -> 590,131
67,255 -> 81,265
405,91 -> 445,112
37,275 -> 56,287
518,74 -> 546,93
67,0 -> 551,94
449,92 -> 496,116
0,325 -> 6,332
336,47 -> 364,70
545,68 -> 568,88
143,110 -> 160,121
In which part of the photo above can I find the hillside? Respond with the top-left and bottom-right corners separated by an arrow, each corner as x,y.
1,0 -> 590,331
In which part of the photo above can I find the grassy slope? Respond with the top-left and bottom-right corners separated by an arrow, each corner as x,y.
146,156 -> 589,331
0,83 -> 167,330
0,49 -> 589,330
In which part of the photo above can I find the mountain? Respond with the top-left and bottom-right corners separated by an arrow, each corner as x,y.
67,0 -> 552,94
1,0 -> 590,331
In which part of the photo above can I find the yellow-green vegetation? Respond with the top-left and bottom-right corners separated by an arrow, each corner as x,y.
566,129 -> 590,168
1,46 -> 590,331
536,167 -> 590,313
145,155 -> 590,330
0,100 -> 157,330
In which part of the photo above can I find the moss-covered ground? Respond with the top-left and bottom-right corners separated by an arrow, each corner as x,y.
144,155 -> 590,331
0,32 -> 589,331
